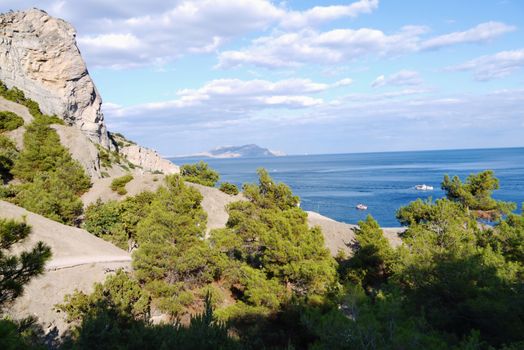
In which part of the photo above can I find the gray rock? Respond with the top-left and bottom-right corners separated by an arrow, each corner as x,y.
0,8 -> 111,148
0,8 -> 180,176
120,144 -> 179,174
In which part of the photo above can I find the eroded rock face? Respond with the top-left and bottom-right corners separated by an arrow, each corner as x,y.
120,145 -> 180,174
0,8 -> 111,148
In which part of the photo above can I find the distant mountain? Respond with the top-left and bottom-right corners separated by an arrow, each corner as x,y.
196,144 -> 285,158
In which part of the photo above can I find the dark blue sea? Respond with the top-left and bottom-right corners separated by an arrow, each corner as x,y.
170,148 -> 524,227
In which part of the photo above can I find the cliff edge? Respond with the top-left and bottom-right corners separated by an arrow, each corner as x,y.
0,8 -> 179,175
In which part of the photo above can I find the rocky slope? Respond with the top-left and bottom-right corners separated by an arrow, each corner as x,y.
0,8 -> 178,175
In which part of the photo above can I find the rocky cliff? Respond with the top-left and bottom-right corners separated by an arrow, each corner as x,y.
0,9 -> 110,147
0,8 -> 179,175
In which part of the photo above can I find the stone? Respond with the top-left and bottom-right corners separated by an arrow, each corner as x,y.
120,144 -> 180,174
0,8 -> 111,148
0,8 -> 180,176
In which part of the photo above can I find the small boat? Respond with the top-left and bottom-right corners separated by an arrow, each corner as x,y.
415,184 -> 434,191
356,203 -> 368,210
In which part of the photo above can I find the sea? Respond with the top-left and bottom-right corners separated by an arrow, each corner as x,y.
170,147 -> 524,227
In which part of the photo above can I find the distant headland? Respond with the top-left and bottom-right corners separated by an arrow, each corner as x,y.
183,144 -> 285,159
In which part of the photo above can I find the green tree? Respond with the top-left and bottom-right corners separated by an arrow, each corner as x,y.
58,271 -> 238,350
0,135 -> 18,183
343,215 -> 395,297
180,161 -> 220,187
212,169 -> 336,309
133,175 -> 222,315
393,177 -> 524,347
11,172 -> 84,225
5,115 -> 91,224
0,218 -> 51,306
0,218 -> 51,349
83,192 -> 155,250
442,170 -> 516,220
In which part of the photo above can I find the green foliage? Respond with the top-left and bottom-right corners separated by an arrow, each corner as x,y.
181,161 -> 220,187
0,111 -> 24,133
219,182 -> 239,195
0,135 -> 19,183
65,169 -> 524,348
12,117 -> 90,189
58,272 -> 238,350
3,115 -> 91,224
242,168 -> 299,210
0,218 -> 51,307
342,215 -> 395,296
57,270 -> 150,324
442,170 -> 516,220
211,168 -> 337,326
110,174 -> 134,195
83,192 -> 155,250
132,175 -> 224,315
0,317 -> 47,350
387,172 -> 524,347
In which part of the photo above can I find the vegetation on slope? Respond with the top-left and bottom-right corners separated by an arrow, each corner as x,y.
110,174 -> 134,195
79,170 -> 524,349
0,82 -> 91,225
0,111 -> 24,133
0,136 -> 18,184
0,218 -> 52,349
180,161 -> 219,187
219,182 -> 239,195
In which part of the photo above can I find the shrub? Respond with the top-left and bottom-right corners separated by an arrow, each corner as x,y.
0,135 -> 18,183
12,172 -> 84,225
110,174 -> 134,195
180,161 -> 219,187
0,111 -> 24,132
219,182 -> 239,195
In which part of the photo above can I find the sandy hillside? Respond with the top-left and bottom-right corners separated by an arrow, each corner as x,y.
186,182 -> 244,234
306,211 -> 403,256
82,173 -> 166,206
0,200 -> 131,335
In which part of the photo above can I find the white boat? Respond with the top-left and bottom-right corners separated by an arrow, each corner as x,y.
356,203 -> 368,210
415,184 -> 434,191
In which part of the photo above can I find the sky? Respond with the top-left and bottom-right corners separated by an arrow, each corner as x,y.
1,0 -> 524,156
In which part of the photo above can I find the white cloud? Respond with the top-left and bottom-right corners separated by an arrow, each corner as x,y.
447,49 -> 524,81
371,70 -> 422,88
108,77 -> 342,124
217,25 -> 426,69
104,87 -> 524,155
420,21 -> 516,50
280,0 -> 378,28
1,0 -> 379,68
217,21 -> 515,69
333,78 -> 354,87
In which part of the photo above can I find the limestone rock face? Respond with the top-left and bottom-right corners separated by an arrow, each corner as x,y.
0,8 -> 111,148
120,145 -> 180,175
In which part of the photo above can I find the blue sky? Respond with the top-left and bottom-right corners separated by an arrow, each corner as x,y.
2,0 -> 524,156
